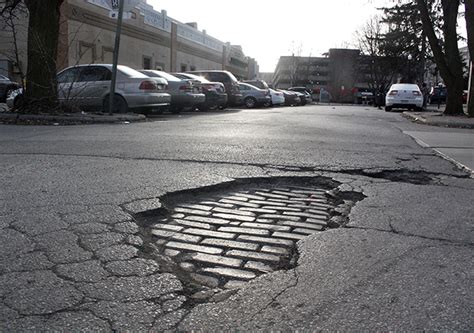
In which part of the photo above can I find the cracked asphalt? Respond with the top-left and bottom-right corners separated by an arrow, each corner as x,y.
0,104 -> 472,331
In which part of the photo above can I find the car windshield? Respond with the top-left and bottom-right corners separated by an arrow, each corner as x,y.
179,73 -> 210,83
0,74 -> 8,80
147,71 -> 181,82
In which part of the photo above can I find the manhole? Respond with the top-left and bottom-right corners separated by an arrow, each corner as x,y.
133,177 -> 364,297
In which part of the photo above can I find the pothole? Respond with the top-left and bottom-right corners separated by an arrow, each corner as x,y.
134,177 -> 364,302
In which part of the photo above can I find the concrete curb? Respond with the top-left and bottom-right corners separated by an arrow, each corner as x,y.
0,112 -> 146,124
403,111 -> 474,129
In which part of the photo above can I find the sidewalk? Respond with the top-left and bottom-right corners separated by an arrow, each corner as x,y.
0,108 -> 146,125
403,110 -> 474,129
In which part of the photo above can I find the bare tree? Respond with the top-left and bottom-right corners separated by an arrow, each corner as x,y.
464,0 -> 474,117
415,0 -> 465,115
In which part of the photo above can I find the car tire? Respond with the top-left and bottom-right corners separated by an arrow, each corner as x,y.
244,97 -> 257,109
384,106 -> 392,112
13,95 -> 24,109
103,94 -> 128,113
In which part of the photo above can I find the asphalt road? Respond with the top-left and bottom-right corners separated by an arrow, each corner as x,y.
0,104 -> 472,331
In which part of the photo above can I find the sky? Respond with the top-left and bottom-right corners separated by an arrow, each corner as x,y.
148,0 -> 387,72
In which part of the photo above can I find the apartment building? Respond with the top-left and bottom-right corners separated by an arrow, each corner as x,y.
0,0 -> 258,81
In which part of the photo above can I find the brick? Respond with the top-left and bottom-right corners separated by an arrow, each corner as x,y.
201,267 -> 256,280
222,195 -> 248,202
190,273 -> 219,288
259,214 -> 301,221
164,249 -> 180,257
170,233 -> 202,243
185,215 -> 230,225
283,211 -> 328,220
245,261 -> 274,273
293,228 -> 322,235
219,199 -> 260,208
200,238 -> 259,251
171,213 -> 185,219
232,193 -> 266,200
287,204 -> 311,210
212,207 -> 256,217
183,228 -> 236,239
249,200 -> 286,207
262,206 -> 301,212
152,224 -> 184,232
218,226 -> 270,236
151,229 -> 201,243
200,201 -> 234,208
179,204 -> 213,211
261,246 -> 290,255
268,198 -> 305,205
237,235 -> 294,247
272,231 -> 307,240
306,218 -> 328,226
279,221 -> 325,230
165,241 -> 223,255
290,189 -> 324,195
212,213 -> 255,222
227,250 -> 280,262
290,197 -> 327,203
307,208 -> 329,215
256,218 -> 275,223
309,202 -> 333,209
190,253 -> 242,268
240,207 -> 278,214
240,222 -> 291,231
173,219 -> 212,230
230,221 -> 241,226
255,191 -> 289,199
174,208 -> 211,216
310,193 -> 328,199
271,190 -> 307,198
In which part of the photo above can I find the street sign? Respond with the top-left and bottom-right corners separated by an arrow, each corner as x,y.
104,0 -> 139,12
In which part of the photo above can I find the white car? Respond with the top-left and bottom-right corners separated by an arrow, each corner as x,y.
385,83 -> 423,111
269,88 -> 285,106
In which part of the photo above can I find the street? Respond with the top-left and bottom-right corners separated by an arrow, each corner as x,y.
0,104 -> 472,331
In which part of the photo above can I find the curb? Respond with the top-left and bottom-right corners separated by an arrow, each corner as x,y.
403,112 -> 474,129
0,112 -> 146,125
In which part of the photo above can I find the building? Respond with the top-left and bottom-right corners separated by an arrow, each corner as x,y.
273,49 -> 373,103
0,0 -> 258,81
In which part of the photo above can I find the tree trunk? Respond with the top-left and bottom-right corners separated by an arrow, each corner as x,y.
24,0 -> 64,107
415,0 -> 465,115
465,1 -> 474,117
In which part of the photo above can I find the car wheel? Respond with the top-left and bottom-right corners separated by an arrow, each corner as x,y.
103,94 -> 128,113
384,106 -> 392,112
244,97 -> 257,109
13,95 -> 24,109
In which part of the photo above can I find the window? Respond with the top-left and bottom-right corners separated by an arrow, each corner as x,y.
208,72 -> 231,83
78,41 -> 96,63
180,64 -> 187,72
143,56 -> 152,70
79,66 -> 111,82
190,65 -> 196,71
57,68 -> 81,83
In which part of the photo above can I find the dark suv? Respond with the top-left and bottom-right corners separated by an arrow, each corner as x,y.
243,79 -> 269,90
187,70 -> 242,106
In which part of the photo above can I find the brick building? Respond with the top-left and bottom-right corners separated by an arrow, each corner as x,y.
0,0 -> 259,81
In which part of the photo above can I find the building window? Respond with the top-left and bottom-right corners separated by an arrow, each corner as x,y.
143,56 -> 152,69
190,65 -> 196,71
181,64 -> 187,72
78,41 -> 96,63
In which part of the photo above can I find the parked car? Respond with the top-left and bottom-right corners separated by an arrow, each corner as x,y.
0,74 -> 21,103
385,83 -> 423,111
238,82 -> 271,108
268,88 -> 285,106
172,72 -> 227,110
242,79 -> 269,90
187,70 -> 243,107
288,86 -> 312,104
139,70 -> 205,113
429,86 -> 447,105
8,65 -> 171,113
278,89 -> 301,106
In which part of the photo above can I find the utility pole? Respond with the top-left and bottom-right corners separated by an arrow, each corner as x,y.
109,0 -> 125,114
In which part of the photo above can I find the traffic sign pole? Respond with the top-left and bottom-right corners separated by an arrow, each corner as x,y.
109,0 -> 125,114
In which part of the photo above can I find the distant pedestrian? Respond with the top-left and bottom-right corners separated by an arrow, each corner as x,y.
421,83 -> 429,110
